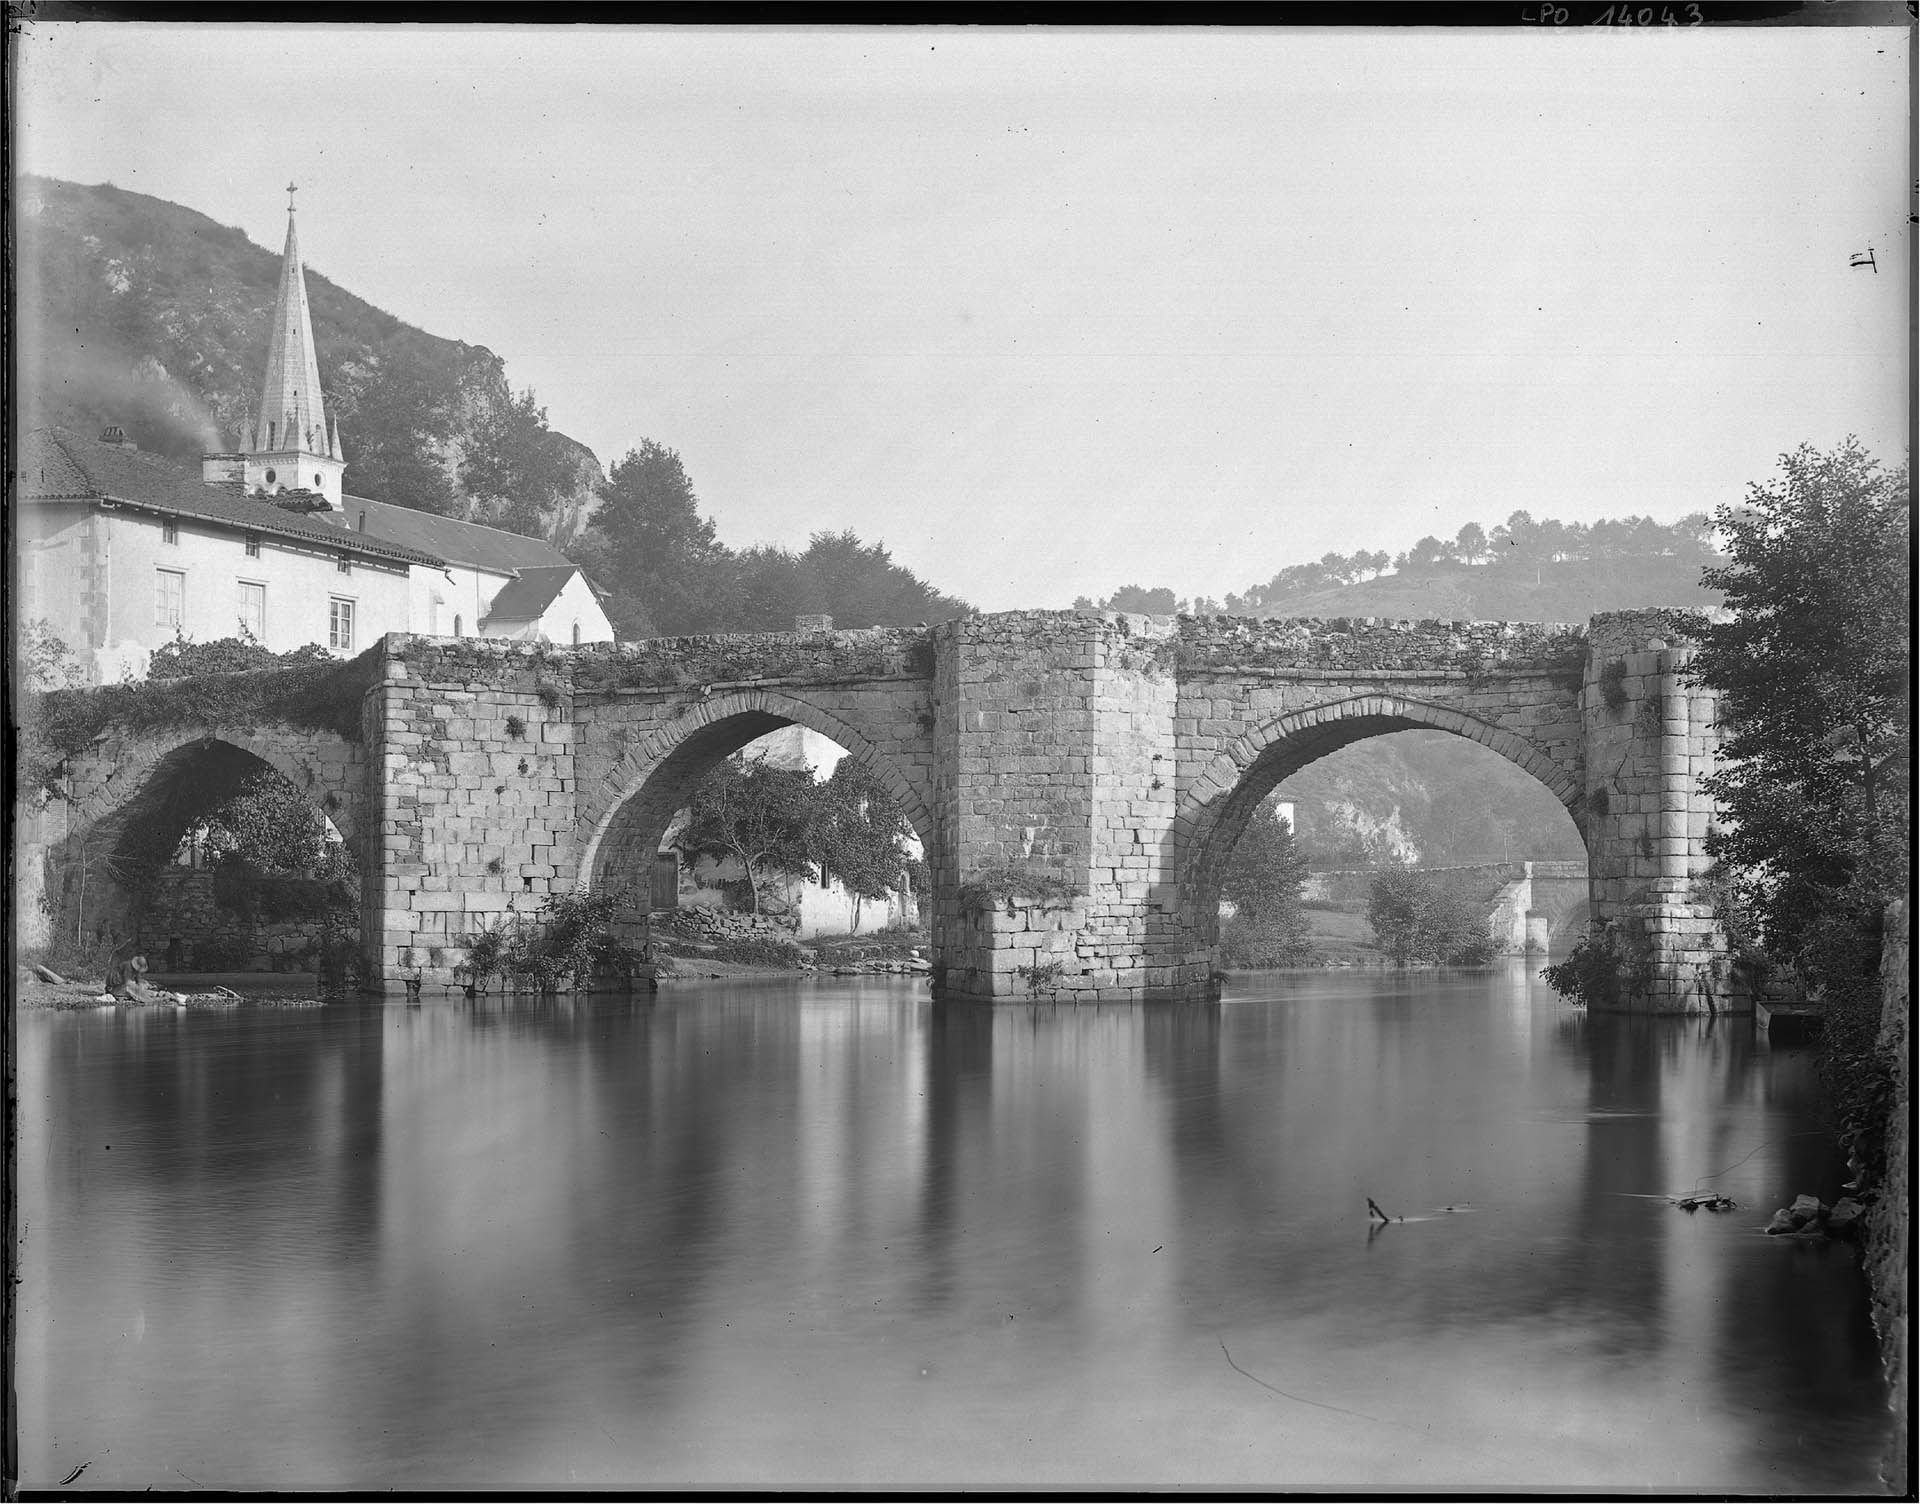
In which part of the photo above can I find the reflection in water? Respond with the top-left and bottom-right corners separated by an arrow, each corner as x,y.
15,964 -> 1892,1491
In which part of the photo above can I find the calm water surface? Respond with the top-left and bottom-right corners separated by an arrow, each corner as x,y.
15,964 -> 1893,1492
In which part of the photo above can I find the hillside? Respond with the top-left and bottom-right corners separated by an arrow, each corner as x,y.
1238,553 -> 1720,623
15,175 -> 602,542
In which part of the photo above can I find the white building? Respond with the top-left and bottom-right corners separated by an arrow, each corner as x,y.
17,425 -> 432,684
15,188 -> 613,682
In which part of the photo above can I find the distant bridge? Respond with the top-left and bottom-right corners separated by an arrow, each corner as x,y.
23,608 -> 1735,1012
1304,859 -> 1590,953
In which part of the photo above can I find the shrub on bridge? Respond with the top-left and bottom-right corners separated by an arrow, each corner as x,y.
31,647 -> 378,797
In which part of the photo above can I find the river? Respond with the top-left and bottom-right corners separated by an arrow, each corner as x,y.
13,963 -> 1894,1493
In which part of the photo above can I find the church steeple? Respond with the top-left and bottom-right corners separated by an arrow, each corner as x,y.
254,183 -> 330,456
204,183 -> 347,509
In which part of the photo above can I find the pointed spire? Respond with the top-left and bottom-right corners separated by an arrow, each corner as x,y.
254,186 -> 329,457
329,413 -> 344,461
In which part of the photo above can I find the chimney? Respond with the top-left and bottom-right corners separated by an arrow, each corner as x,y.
99,425 -> 135,450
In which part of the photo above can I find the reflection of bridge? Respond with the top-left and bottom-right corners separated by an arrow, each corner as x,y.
26,607 -> 1737,1011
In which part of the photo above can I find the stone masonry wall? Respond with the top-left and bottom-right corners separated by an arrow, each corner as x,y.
1868,900 -> 1908,1493
136,866 -> 339,972
938,612 -> 1186,1000
367,635 -> 579,984
43,610 -> 1729,1007
1579,610 -> 1730,1012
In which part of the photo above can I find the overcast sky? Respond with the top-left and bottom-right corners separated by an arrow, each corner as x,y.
16,21 -> 1909,611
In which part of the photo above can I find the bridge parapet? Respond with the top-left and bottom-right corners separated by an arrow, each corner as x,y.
1160,613 -> 1589,679
569,624 -> 935,697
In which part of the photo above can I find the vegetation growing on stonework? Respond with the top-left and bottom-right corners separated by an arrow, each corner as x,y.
462,888 -> 640,993
572,631 -> 927,694
29,637 -> 378,799
958,868 -> 1082,916
1366,866 -> 1498,967
1540,918 -> 1656,1010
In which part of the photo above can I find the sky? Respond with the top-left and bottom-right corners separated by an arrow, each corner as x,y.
14,20 -> 1910,612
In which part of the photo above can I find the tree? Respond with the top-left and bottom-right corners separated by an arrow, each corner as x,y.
1366,867 -> 1496,966
1690,438 -> 1909,1195
1691,439 -> 1911,965
198,768 -> 353,881
809,757 -> 915,926
457,383 -> 578,538
1219,801 -> 1313,967
731,530 -> 971,632
336,344 -> 459,515
1074,584 -> 1182,615
1402,535 -> 1447,570
23,619 -> 83,691
579,439 -> 737,638
675,756 -> 820,915
1455,522 -> 1488,565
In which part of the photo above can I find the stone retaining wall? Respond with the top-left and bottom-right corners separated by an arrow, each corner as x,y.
1868,900 -> 1909,1493
135,866 -> 341,972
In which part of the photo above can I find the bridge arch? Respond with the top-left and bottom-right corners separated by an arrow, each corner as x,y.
65,725 -> 364,858
1173,692 -> 1588,950
46,729 -> 361,952
577,688 -> 940,896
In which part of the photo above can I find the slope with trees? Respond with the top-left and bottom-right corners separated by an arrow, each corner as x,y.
17,175 -> 601,541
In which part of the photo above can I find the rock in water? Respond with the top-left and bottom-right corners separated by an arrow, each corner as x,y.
1765,1208 -> 1797,1236
1789,1193 -> 1826,1228
1826,1198 -> 1865,1240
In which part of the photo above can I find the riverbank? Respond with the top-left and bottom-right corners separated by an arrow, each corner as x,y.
1867,901 -> 1908,1494
15,974 -> 325,1010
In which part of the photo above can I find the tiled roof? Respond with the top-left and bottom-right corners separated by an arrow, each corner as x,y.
482,564 -> 579,624
333,495 -> 577,575
16,427 -> 444,569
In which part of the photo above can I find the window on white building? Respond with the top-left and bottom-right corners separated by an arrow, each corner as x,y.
238,581 -> 266,639
155,568 -> 184,627
337,553 -> 352,575
245,533 -> 261,558
453,615 -> 462,637
572,621 -> 582,645
162,518 -> 179,545
329,597 -> 356,652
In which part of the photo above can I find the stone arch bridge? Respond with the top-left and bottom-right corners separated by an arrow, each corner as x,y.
25,608 -> 1736,1013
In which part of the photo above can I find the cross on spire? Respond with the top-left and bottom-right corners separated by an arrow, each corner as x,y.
287,180 -> 298,213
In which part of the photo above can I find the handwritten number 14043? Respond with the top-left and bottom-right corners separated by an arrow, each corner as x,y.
1595,3 -> 1703,22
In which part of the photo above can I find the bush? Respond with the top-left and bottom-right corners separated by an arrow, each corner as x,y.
1367,867 -> 1497,966
706,935 -> 806,968
1219,912 -> 1315,968
463,888 -> 640,992
1540,918 -> 1655,1008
